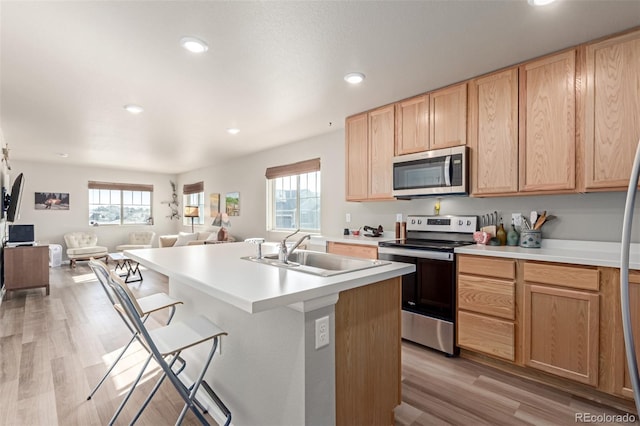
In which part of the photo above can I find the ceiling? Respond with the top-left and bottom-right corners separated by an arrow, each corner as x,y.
1,1 -> 639,174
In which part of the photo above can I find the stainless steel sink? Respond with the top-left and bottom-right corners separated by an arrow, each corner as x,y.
242,250 -> 390,277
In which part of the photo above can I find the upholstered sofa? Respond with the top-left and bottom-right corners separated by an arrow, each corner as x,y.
159,228 -> 235,248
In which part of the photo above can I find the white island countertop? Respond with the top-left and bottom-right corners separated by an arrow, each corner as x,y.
126,242 -> 414,314
455,239 -> 640,270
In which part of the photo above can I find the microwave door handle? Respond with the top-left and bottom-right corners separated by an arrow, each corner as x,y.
444,155 -> 452,186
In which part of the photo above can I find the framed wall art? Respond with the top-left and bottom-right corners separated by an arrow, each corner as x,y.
225,192 -> 240,216
210,193 -> 220,215
35,192 -> 70,210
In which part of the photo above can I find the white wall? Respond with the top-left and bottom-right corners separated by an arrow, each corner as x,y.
10,161 -> 178,258
178,129 -> 640,243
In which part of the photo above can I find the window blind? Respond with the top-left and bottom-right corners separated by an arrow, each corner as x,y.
183,181 -> 204,194
88,181 -> 153,192
265,158 -> 321,179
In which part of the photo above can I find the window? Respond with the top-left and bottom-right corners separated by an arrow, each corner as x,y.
182,181 -> 204,226
266,158 -> 321,232
88,181 -> 153,225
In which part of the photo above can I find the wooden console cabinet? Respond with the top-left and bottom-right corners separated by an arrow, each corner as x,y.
4,245 -> 50,295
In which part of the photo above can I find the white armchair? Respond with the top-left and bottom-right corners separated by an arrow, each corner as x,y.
116,231 -> 156,251
64,232 -> 108,268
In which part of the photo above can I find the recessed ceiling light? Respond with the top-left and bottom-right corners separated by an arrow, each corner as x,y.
124,104 -> 144,114
57,153 -> 69,158
227,128 -> 240,135
180,36 -> 209,53
344,72 -> 365,84
527,0 -> 556,6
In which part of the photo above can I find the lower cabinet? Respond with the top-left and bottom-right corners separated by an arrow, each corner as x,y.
457,255 -> 516,361
614,270 -> 640,398
523,283 -> 599,386
326,241 -> 378,259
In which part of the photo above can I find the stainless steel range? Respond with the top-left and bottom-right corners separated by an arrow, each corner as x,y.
377,215 -> 477,355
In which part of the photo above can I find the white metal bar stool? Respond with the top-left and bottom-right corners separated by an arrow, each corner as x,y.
88,259 -> 183,424
102,262 -> 231,425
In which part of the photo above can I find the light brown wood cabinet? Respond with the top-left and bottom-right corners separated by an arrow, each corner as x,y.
326,241 -> 377,259
469,68 -> 519,195
345,105 -> 395,201
4,245 -> 50,295
345,113 -> 369,200
457,255 -> 516,361
612,270 -> 640,399
523,262 -> 599,386
519,50 -> 577,193
430,82 -> 467,150
395,95 -> 429,156
584,28 -> 640,191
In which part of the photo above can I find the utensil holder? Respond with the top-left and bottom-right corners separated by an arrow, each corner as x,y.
520,230 -> 541,248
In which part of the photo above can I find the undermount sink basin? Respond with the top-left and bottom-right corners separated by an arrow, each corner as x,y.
242,250 -> 390,277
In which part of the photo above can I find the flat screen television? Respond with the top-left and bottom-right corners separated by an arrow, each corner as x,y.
6,173 -> 24,223
8,224 -> 34,243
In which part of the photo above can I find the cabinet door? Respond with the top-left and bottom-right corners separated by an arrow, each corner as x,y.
469,68 -> 519,195
524,284 -> 599,386
396,95 -> 429,155
430,82 -> 467,150
368,105 -> 395,200
519,50 -> 576,192
345,113 -> 368,201
326,242 -> 377,259
616,272 -> 640,398
585,29 -> 640,190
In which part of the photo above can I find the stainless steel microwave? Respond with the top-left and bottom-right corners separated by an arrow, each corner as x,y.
392,146 -> 468,198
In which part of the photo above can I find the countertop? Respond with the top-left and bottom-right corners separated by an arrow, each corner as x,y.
126,242 -> 415,314
455,239 -> 640,269
310,233 -> 396,247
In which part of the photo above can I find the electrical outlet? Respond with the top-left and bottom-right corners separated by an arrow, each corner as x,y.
315,316 -> 330,349
512,213 -> 523,228
345,213 -> 351,223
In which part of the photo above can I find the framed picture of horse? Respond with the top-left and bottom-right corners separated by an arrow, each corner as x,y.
35,192 -> 70,210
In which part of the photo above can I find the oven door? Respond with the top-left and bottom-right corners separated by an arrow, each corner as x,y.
377,246 -> 455,320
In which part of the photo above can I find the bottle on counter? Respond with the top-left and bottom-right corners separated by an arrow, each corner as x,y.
496,219 -> 507,246
400,221 -> 407,240
395,221 -> 401,239
507,219 -> 519,246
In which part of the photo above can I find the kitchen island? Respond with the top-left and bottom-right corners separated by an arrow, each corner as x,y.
126,242 -> 414,426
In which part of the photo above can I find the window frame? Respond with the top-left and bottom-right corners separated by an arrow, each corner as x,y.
87,181 -> 153,226
267,169 -> 321,233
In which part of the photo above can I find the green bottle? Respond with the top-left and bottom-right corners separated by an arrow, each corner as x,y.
507,219 -> 519,246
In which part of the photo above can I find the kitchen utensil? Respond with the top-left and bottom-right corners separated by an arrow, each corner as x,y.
533,211 -> 547,230
522,217 -> 531,230
363,225 -> 384,237
530,211 -> 538,228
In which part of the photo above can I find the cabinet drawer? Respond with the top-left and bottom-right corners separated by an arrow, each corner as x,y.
458,311 -> 515,361
458,274 -> 515,320
458,255 -> 515,280
523,262 -> 599,291
326,242 -> 378,260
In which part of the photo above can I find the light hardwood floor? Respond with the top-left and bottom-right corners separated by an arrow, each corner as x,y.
0,262 -> 637,425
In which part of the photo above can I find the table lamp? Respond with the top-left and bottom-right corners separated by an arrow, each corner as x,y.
184,205 -> 199,233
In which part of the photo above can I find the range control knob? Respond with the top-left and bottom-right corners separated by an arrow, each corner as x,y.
411,219 -> 416,224
458,220 -> 463,226
417,219 -> 422,224
467,220 -> 472,226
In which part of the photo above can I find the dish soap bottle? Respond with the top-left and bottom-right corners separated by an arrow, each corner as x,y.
507,219 -> 519,246
496,218 -> 507,246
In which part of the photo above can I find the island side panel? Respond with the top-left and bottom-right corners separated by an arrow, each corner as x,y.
168,276 -> 307,426
335,277 -> 401,426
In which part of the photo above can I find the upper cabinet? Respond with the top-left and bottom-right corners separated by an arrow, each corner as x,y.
345,106 -> 395,201
395,95 -> 429,156
584,29 -> 640,191
519,50 -> 577,193
430,82 -> 468,150
345,113 -> 369,200
469,68 -> 519,195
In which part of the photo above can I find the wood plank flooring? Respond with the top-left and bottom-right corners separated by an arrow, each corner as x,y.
0,262 -> 637,425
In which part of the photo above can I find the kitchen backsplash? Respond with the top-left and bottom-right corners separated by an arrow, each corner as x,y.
338,191 -> 639,243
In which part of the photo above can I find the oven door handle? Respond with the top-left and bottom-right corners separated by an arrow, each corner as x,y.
378,246 -> 454,261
